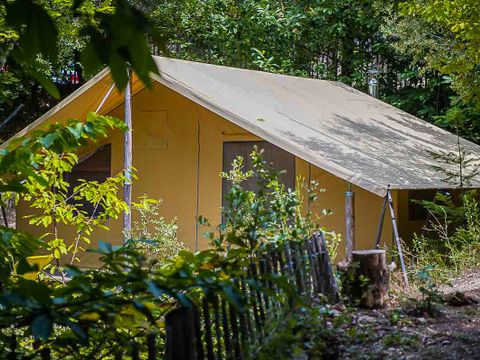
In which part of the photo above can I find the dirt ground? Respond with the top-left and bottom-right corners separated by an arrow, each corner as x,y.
337,272 -> 480,360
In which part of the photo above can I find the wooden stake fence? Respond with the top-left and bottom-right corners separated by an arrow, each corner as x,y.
161,232 -> 339,360
16,232 -> 338,360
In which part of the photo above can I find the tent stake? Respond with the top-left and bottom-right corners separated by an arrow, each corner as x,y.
345,183 -> 355,260
374,196 -> 388,249
123,70 -> 133,243
386,188 -> 409,290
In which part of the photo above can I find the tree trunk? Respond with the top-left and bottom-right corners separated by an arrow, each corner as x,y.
344,249 -> 389,308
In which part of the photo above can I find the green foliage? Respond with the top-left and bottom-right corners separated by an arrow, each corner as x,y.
127,196 -> 184,264
0,149 -> 322,358
0,113 -> 125,282
337,261 -> 371,306
21,147 -> 130,277
0,226 -> 43,281
141,0 -> 468,132
0,0 -> 164,141
411,194 -> 480,281
216,150 -> 316,251
404,266 -> 443,317
385,0 -> 480,141
399,0 -> 480,107
324,230 -> 342,262
0,113 -> 125,191
1,0 -> 162,97
255,306 -> 343,360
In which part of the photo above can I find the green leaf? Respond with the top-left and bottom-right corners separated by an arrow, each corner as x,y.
176,293 -> 193,308
221,285 -> 244,311
32,314 -> 53,341
5,0 -> 58,62
66,320 -> 88,342
146,280 -> 164,298
97,241 -> 112,254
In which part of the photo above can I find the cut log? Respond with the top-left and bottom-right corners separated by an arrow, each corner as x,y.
344,249 -> 389,308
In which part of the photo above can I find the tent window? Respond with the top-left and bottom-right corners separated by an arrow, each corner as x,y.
408,190 -> 436,221
67,144 -> 111,217
222,141 -> 295,210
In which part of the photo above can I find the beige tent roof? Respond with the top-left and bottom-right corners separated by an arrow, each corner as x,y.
5,56 -> 480,196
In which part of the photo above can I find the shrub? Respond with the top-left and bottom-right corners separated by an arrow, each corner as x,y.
126,196 -> 184,263
22,149 -> 130,280
0,148 -> 336,358
410,192 -> 480,282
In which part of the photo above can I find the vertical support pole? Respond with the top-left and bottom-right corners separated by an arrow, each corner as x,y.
194,118 -> 201,251
386,188 -> 409,290
123,70 -> 133,243
374,196 -> 388,249
345,183 -> 355,260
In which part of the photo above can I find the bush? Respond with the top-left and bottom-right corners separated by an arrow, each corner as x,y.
126,196 -> 184,264
410,192 -> 480,282
0,148 -> 336,358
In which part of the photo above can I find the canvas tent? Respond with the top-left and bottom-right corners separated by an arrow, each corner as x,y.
7,56 -> 480,267
149,58 -> 480,196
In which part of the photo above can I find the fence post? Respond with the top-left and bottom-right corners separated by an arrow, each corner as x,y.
314,232 -> 340,303
166,307 -> 198,360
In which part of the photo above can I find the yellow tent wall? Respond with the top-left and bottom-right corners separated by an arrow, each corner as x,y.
17,81 -> 401,267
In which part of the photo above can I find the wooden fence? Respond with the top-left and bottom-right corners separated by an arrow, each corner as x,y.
164,232 -> 338,360
32,232 -> 338,360
107,232 -> 338,360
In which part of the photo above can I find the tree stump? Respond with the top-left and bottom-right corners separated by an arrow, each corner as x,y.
343,249 -> 389,309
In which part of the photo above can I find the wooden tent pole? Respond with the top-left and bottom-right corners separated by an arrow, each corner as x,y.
345,183 -> 355,260
374,196 -> 388,249
386,188 -> 409,290
123,70 -> 133,243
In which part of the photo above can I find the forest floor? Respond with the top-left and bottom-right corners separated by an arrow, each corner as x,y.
332,270 -> 480,359
259,270 -> 480,359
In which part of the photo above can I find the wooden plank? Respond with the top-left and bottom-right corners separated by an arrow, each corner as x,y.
228,302 -> 242,360
315,232 -> 340,302
250,263 -> 266,325
130,341 -> 140,360
221,299 -> 232,359
312,234 -> 326,295
193,306 -> 204,360
306,237 -> 320,295
202,298 -> 215,360
239,277 -> 254,341
147,333 -> 157,360
292,242 -> 305,295
213,296 -> 223,360
165,307 -> 197,360
268,250 -> 282,308
258,257 -> 271,310
1,205 -> 8,227
247,266 -> 263,337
